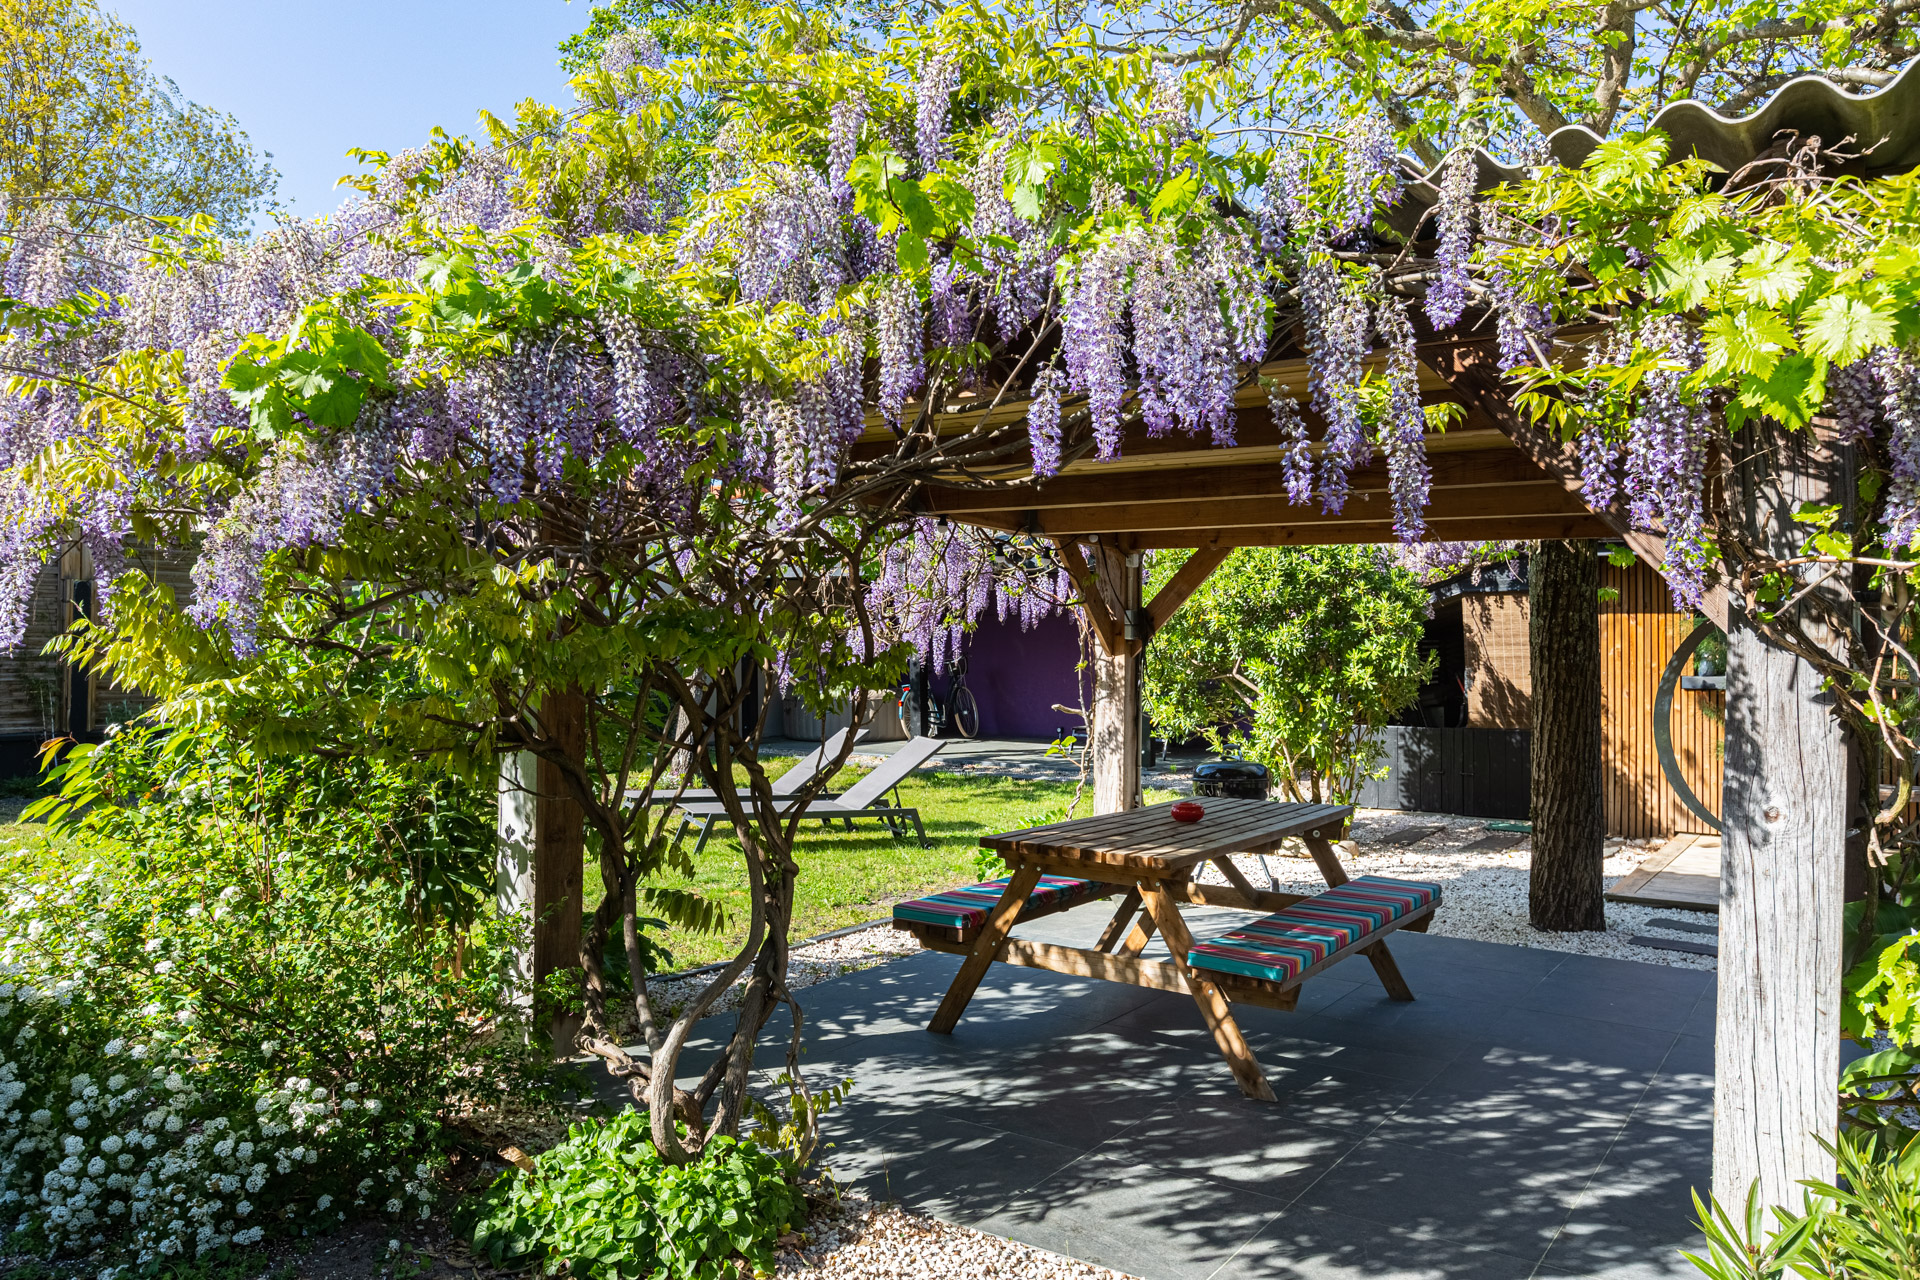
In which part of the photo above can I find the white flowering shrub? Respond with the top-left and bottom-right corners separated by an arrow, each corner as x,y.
0,724 -> 552,1272
0,1015 -> 426,1268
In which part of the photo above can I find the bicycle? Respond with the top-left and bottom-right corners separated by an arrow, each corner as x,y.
934,657 -> 981,739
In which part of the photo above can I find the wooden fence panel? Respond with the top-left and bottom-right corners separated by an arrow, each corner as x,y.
1599,561 -> 1724,839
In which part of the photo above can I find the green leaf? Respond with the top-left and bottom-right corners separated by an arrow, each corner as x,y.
1701,308 -> 1796,379
1650,248 -> 1736,308
1733,242 -> 1812,309
1802,293 -> 1897,364
894,226 -> 929,275
890,178 -> 942,239
1147,170 -> 1201,221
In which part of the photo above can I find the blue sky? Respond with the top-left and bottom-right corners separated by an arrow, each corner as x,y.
105,0 -> 589,220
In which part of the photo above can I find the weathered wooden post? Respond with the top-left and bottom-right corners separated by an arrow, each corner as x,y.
1714,419 -> 1849,1207
495,691 -> 587,1056
1089,543 -> 1143,813
496,749 -> 537,1014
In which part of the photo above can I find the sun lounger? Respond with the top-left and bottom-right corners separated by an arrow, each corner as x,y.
645,727 -> 866,805
674,736 -> 946,853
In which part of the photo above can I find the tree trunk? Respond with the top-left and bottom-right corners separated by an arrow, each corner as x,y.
1528,539 -> 1606,932
1714,418 -> 1848,1209
535,688 -> 586,1055
1089,542 -> 1141,814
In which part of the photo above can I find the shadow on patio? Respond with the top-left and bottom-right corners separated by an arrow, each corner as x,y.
642,912 -> 1714,1280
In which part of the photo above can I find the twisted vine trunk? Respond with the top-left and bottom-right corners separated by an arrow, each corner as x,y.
1527,540 -> 1606,932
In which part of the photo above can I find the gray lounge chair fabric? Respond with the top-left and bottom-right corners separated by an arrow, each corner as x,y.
646,727 -> 865,805
675,736 -> 946,853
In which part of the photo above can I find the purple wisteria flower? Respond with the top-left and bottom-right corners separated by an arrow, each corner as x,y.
829,96 -> 868,205
1622,317 -> 1712,608
1424,147 -> 1476,329
1376,298 -> 1431,541
1028,367 -> 1064,478
1872,347 -> 1920,549
1299,257 -> 1370,511
1269,387 -> 1313,506
876,278 -> 926,425
1336,114 -> 1401,244
915,54 -> 960,174
1262,146 -> 1311,254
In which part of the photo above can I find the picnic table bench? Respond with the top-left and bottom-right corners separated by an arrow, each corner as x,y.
891,798 -> 1441,1101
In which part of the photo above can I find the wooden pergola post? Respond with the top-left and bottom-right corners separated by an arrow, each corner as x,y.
496,690 -> 587,1056
1714,421 -> 1850,1207
1057,538 -> 1230,814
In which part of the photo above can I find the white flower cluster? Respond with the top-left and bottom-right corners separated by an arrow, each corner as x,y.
0,976 -> 431,1268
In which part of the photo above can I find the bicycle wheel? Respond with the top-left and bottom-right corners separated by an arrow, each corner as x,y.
950,685 -> 980,739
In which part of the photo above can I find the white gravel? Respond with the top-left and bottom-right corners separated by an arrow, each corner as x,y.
778,1194 -> 1135,1279
1192,809 -> 1717,971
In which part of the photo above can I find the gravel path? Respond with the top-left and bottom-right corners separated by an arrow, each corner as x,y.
777,1194 -> 1136,1278
1193,809 -> 1716,970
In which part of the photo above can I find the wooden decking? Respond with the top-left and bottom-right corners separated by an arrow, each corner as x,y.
1606,832 -> 1720,912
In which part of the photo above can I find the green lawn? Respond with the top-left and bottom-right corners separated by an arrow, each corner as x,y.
616,767 -> 1179,971
603,768 -> 1066,971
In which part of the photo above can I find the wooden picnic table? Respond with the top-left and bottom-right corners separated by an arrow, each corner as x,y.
899,797 -> 1429,1101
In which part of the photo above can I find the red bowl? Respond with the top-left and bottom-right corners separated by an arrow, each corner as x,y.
1171,800 -> 1205,823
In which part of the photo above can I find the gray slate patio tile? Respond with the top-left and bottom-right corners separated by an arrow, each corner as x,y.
1368,1049 -> 1649,1154
1172,1053 -> 1426,1140
1253,1030 -> 1460,1088
1085,1084 -> 1370,1187
1511,957 -> 1712,1032
1209,1205 -> 1550,1280
1380,930 -> 1572,977
1360,955 -> 1554,1005
1288,1133 -> 1593,1256
1536,1117 -> 1709,1277
1479,1010 -> 1684,1074
822,1108 -> 1085,1224
976,1152 -> 1293,1280
1682,981 -> 1718,1038
1316,987 -> 1522,1046
1535,1250 -> 1701,1279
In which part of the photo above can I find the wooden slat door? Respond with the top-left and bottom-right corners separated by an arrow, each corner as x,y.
1599,562 -> 1724,839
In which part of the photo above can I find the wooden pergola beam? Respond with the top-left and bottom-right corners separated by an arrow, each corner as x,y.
1113,513 -> 1617,550
920,444 -> 1555,515
1052,536 -> 1124,655
1146,547 -> 1230,634
1031,481 -> 1586,537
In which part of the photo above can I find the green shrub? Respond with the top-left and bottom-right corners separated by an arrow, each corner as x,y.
462,1110 -> 801,1280
0,722 -> 550,1271
1686,1132 -> 1920,1278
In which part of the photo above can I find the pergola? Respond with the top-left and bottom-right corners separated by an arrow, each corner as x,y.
853,63 -> 1920,1209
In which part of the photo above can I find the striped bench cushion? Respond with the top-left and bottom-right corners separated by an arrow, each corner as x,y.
893,875 -> 1101,931
1186,875 -> 1441,986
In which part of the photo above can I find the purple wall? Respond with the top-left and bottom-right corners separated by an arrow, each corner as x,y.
932,609 -> 1088,739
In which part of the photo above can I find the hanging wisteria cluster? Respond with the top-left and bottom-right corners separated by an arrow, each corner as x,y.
1375,299 -> 1431,541
1058,222 -> 1267,457
863,519 -> 1068,675
1569,316 -> 1716,607
1423,147 -> 1477,329
1828,349 -> 1920,550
